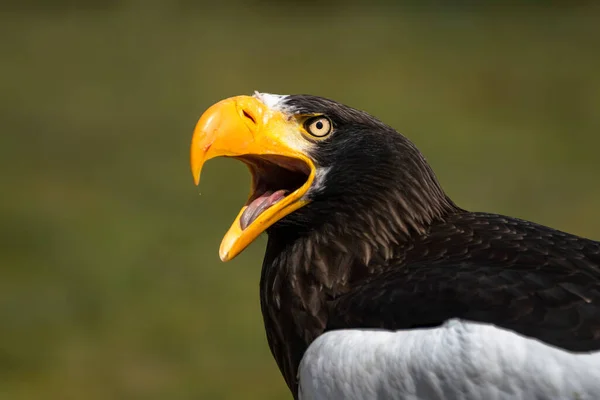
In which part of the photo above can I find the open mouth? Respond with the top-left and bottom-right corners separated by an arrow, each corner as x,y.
190,94 -> 318,261
238,155 -> 311,230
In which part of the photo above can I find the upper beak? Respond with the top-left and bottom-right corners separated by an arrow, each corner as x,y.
190,95 -> 315,261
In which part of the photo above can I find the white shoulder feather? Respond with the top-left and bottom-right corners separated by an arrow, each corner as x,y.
298,319 -> 600,400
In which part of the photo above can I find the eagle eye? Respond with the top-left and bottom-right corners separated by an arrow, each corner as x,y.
304,116 -> 332,138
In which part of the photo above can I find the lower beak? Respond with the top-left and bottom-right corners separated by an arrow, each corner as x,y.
190,95 -> 315,261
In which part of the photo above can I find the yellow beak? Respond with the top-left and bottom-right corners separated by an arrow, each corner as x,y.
190,95 -> 315,261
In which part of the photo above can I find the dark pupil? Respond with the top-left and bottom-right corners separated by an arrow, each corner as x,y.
315,121 -> 323,130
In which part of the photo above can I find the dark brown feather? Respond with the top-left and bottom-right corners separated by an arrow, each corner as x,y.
262,212 -> 600,397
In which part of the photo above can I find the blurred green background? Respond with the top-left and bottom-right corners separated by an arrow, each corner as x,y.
2,1 -> 600,399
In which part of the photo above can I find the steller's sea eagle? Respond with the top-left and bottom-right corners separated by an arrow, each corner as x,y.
190,92 -> 600,399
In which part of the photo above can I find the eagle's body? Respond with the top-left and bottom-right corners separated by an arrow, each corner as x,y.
263,211 -> 600,397
190,92 -> 600,399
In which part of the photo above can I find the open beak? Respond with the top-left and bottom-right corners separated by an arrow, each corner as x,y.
190,95 -> 315,261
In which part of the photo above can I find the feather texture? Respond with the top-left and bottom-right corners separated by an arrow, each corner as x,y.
298,320 -> 600,400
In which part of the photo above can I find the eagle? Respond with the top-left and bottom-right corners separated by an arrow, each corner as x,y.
190,92 -> 600,399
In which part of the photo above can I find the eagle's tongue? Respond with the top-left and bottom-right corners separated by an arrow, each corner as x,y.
240,190 -> 288,230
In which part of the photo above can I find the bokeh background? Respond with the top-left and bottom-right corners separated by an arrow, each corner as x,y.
2,1 -> 600,399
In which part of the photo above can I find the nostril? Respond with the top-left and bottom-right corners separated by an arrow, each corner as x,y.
242,109 -> 256,124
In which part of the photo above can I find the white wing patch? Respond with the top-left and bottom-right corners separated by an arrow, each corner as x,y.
298,319 -> 600,400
